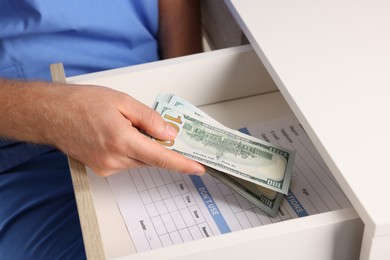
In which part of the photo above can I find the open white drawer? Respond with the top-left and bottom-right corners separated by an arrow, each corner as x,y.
68,45 -> 364,260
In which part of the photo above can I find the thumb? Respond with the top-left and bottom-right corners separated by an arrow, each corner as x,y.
130,104 -> 178,141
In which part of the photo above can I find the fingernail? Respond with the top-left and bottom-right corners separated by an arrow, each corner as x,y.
191,165 -> 205,176
192,172 -> 205,176
166,124 -> 178,138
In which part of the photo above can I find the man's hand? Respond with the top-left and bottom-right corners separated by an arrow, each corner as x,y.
0,79 -> 205,176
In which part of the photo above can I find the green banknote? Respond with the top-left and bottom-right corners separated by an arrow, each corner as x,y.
154,94 -> 294,216
154,99 -> 295,195
155,93 -> 217,122
206,167 -> 284,217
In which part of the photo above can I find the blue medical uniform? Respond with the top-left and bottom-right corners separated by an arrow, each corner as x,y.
0,1 -> 159,258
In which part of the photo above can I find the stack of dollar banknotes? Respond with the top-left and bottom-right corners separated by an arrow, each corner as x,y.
153,94 -> 296,217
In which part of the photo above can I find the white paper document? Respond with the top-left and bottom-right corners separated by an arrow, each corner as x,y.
107,115 -> 352,252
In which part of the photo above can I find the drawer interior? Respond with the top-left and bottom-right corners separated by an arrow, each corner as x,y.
69,46 -> 364,259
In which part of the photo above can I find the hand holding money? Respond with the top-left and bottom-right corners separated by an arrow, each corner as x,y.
153,94 -> 295,217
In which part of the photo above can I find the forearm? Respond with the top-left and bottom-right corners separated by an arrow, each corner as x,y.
158,0 -> 202,59
0,78 -> 64,145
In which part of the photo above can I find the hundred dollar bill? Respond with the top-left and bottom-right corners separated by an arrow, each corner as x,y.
155,93 -> 217,123
156,94 -> 284,216
154,101 -> 295,195
207,167 -> 284,217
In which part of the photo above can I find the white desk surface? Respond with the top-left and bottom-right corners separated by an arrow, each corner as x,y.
226,0 -> 390,258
